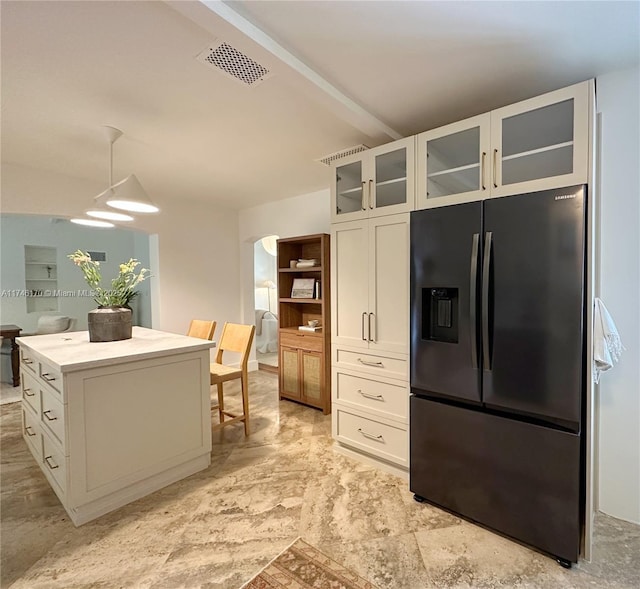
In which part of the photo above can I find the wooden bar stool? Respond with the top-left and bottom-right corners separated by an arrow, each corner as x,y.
210,322 -> 255,435
187,319 -> 217,341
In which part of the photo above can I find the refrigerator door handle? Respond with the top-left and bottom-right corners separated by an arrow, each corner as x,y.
470,233 -> 480,369
482,231 -> 493,371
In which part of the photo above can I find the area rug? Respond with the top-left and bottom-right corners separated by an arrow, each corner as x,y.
242,538 -> 378,589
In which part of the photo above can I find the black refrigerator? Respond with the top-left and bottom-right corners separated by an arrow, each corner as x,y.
409,185 -> 586,566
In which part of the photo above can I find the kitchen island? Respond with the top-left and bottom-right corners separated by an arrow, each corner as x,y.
17,327 -> 216,526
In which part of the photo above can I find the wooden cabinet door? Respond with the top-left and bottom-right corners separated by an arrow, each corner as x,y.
490,81 -> 590,197
280,346 -> 301,399
300,350 -> 323,407
331,220 -> 369,349
368,214 -> 410,355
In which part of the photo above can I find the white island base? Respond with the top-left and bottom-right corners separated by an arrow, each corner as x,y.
18,327 -> 216,526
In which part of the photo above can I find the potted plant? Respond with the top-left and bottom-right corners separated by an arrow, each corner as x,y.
68,250 -> 150,342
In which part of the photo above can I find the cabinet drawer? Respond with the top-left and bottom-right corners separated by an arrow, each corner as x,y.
20,348 -> 37,374
39,361 -> 63,395
334,370 -> 407,422
21,371 -> 40,414
41,387 -> 66,450
280,332 -> 323,352
334,347 -> 407,380
42,430 -> 66,493
22,407 -> 42,460
335,408 -> 408,467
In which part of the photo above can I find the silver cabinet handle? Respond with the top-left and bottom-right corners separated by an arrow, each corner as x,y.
361,312 -> 368,341
357,389 -> 384,401
368,179 -> 373,209
41,373 -> 56,382
23,388 -> 35,397
43,410 -> 57,421
358,428 -> 384,441
357,358 -> 384,368
368,313 -> 376,342
361,181 -> 367,211
44,455 -> 59,470
25,426 -> 36,437
23,358 -> 33,365
481,152 -> 487,190
493,149 -> 498,188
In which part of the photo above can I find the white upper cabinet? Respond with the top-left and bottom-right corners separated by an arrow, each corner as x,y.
490,82 -> 590,197
332,137 -> 415,223
417,114 -> 491,208
417,81 -> 592,208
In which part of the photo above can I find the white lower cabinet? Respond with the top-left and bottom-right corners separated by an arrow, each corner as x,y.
331,348 -> 409,473
331,211 -> 410,474
334,407 -> 408,468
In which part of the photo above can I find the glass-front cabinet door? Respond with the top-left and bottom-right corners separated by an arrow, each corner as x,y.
491,81 -> 590,197
333,159 -> 364,222
331,136 -> 415,223
369,136 -> 415,218
417,114 -> 491,208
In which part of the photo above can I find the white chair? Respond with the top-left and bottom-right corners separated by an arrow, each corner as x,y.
255,309 -> 278,353
35,315 -> 76,334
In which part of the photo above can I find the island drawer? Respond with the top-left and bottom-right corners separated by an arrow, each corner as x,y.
42,430 -> 67,494
334,408 -> 408,467
21,371 -> 40,415
39,361 -> 63,395
41,387 -> 66,450
20,349 -> 37,375
22,407 -> 41,460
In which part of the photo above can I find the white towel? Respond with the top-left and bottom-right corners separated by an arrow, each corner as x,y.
593,298 -> 625,383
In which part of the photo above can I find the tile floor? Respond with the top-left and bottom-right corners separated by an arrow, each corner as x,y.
1,371 -> 639,588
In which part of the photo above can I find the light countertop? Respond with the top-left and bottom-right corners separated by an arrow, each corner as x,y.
16,326 -> 216,373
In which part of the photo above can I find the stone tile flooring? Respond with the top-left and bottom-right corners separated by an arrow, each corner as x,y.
1,371 -> 639,588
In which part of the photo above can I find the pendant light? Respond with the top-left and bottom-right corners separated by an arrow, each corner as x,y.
87,126 -> 136,221
71,125 -> 159,226
106,173 -> 159,213
71,126 -> 133,227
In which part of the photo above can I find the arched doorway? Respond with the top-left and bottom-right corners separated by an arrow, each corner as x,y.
254,235 -> 279,371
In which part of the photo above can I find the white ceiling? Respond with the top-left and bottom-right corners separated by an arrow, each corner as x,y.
1,1 -> 638,215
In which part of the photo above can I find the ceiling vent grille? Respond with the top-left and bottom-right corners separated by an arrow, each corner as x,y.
316,145 -> 370,166
196,42 -> 271,87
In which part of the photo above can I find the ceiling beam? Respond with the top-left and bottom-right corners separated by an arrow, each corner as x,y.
167,0 -> 402,142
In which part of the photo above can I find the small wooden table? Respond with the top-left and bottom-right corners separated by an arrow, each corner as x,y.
1,324 -> 22,387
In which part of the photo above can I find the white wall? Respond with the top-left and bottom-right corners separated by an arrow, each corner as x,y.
239,188 -> 331,367
0,214 -> 151,332
1,163 -> 242,362
254,239 -> 277,313
596,65 -> 640,524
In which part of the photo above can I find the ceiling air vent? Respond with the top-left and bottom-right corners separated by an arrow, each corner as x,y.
196,42 -> 271,87
316,145 -> 370,166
